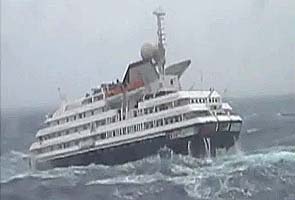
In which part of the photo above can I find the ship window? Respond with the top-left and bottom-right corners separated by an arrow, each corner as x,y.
57,120 -> 60,125
108,131 -> 113,138
176,98 -> 190,106
158,104 -> 168,111
164,118 -> 169,125
101,133 -> 106,139
149,121 -> 153,128
170,79 -> 174,85
218,123 -> 230,132
156,119 -> 163,127
66,118 -> 69,122
186,111 -> 205,118
230,122 -> 242,132
210,105 -> 217,110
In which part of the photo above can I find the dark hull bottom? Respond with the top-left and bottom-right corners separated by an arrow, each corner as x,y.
36,130 -> 240,170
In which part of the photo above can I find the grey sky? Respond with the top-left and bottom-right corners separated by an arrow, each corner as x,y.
1,0 -> 295,109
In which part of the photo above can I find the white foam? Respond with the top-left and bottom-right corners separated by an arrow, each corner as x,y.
246,128 -> 260,134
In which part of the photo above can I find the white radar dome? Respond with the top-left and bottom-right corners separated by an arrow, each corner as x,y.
140,43 -> 156,61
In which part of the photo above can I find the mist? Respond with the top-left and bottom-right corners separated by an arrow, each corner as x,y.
1,0 -> 295,110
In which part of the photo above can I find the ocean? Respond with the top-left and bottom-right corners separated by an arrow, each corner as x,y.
1,95 -> 295,200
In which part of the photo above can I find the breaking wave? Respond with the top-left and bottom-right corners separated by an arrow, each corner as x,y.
246,128 -> 260,134
1,146 -> 295,200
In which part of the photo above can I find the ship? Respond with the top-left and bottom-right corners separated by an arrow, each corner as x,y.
29,9 -> 242,170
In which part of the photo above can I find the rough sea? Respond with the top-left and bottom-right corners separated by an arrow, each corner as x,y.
1,95 -> 295,200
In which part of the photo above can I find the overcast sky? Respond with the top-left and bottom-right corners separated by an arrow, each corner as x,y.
1,0 -> 295,109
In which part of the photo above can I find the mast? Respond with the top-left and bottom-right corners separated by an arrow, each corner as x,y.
153,8 -> 166,75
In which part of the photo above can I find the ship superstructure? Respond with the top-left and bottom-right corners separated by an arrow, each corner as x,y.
29,10 -> 242,170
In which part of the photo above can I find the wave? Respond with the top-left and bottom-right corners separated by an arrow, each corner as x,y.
246,128 -> 261,134
84,147 -> 295,199
1,146 -> 295,200
277,112 -> 295,117
243,113 -> 258,120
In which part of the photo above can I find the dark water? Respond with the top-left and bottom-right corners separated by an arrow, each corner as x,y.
1,95 -> 295,200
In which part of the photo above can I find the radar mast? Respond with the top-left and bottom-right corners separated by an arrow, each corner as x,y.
153,8 -> 166,75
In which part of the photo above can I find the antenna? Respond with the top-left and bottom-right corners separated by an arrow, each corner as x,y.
57,87 -> 67,102
153,8 -> 166,74
200,70 -> 203,90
